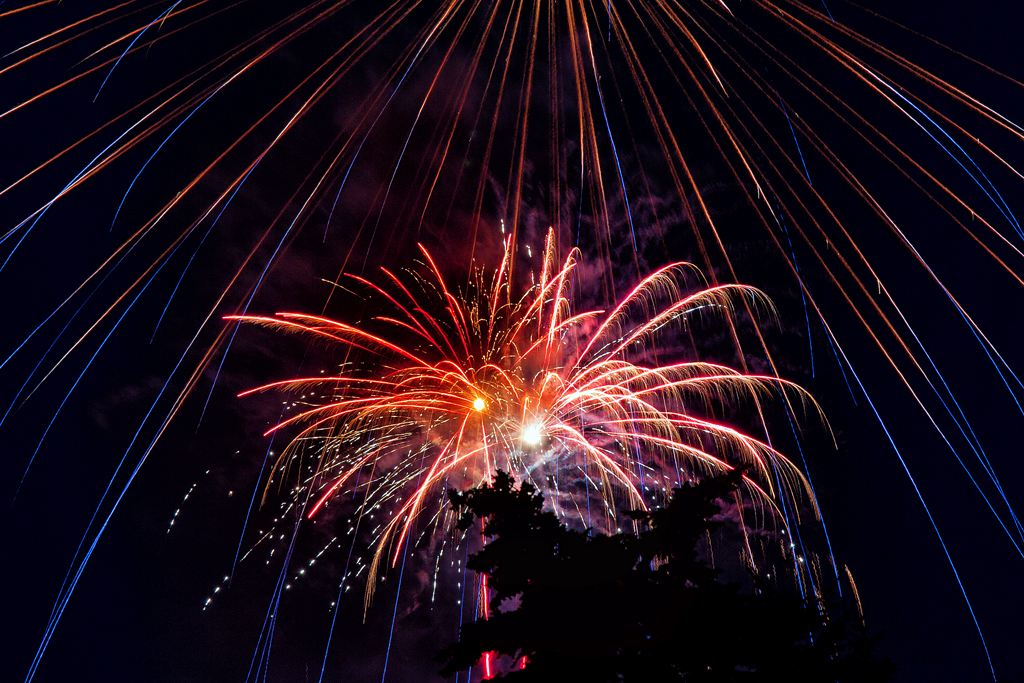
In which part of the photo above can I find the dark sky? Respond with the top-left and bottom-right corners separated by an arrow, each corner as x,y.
2,2 -> 1024,682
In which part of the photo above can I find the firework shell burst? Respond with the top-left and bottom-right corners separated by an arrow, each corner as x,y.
233,230 -> 822,606
4,2 -> 1024,680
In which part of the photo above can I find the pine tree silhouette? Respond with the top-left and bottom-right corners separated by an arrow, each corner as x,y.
438,470 -> 893,682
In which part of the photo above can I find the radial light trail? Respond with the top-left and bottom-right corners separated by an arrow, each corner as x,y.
4,3 -> 1024,680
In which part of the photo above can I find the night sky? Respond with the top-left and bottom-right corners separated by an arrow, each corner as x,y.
2,2 -> 1024,682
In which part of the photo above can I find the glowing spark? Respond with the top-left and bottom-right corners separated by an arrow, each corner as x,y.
521,423 -> 543,447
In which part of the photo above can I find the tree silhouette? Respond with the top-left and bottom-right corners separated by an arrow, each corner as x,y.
438,470 -> 892,682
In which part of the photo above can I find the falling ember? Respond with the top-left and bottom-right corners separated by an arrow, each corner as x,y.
232,230 -> 821,604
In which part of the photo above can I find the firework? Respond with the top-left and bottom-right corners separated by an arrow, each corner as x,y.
233,231 -> 819,606
4,2 -> 1023,680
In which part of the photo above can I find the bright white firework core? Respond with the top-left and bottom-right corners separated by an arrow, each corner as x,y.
522,423 -> 543,446
473,397 -> 485,411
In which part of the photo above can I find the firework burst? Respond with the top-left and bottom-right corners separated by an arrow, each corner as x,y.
233,230 -> 820,606
6,3 -> 1023,680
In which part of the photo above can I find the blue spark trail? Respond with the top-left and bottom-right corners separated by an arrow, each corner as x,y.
1,104 -> 158,270
325,10 -> 451,245
777,386 -> 842,594
25,304 -> 222,682
231,408 -> 284,583
585,21 -> 637,251
864,67 -> 1022,240
246,512 -> 303,683
93,1 -> 184,102
769,184 -> 815,376
2,254 -> 122,432
382,451 -> 428,682
194,147 -> 328,429
827,328 -> 997,681
13,236 -> 179,500
24,243 -> 274,681
819,311 -> 856,403
775,89 -> 812,186
380,531 -> 412,683
318,504 -> 365,683
454,537 -> 470,683
111,82 -> 233,231
866,205 -> 1024,538
883,302 -> 1024,550
150,163 -> 259,342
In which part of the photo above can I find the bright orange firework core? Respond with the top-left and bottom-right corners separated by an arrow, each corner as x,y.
473,398 -> 486,411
